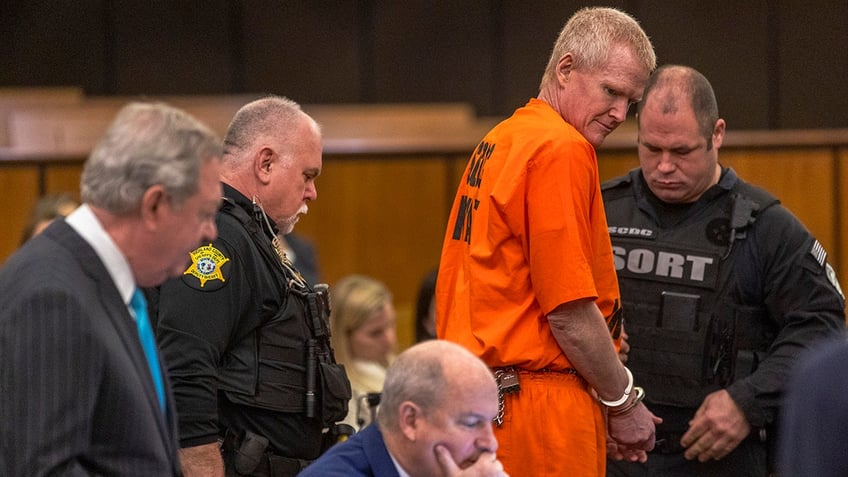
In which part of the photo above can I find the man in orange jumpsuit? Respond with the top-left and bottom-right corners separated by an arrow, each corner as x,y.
437,7 -> 660,476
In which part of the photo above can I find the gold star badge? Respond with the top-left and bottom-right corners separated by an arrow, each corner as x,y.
184,244 -> 230,287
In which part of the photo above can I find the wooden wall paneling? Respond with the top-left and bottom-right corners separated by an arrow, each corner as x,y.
45,162 -> 84,200
307,103 -> 479,142
110,0 -> 234,94
0,87 -> 85,147
0,166 -> 40,264
839,147 -> 848,283
0,3 -> 107,92
634,1 -> 771,130
720,148 -> 836,258
7,104 -> 120,154
1,3 -> 846,130
148,95 -> 262,138
6,95 -> 251,156
294,155 -> 451,349
369,0 -> 495,111
498,1 -> 627,116
775,2 -> 848,128
597,149 -> 639,182
238,2 -> 364,103
446,154 -> 470,208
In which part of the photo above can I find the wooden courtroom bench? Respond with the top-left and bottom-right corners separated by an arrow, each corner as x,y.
0,86 -> 85,147
5,94 -> 264,154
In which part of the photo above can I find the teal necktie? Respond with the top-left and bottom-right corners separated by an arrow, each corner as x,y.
130,288 -> 166,413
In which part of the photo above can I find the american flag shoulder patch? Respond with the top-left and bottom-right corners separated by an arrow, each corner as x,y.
810,240 -> 827,268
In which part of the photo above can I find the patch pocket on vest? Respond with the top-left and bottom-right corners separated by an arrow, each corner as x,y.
319,362 -> 352,426
628,315 -> 711,408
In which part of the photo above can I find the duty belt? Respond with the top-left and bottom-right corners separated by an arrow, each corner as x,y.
652,427 -> 768,455
220,429 -> 311,477
652,431 -> 686,454
491,367 -> 580,426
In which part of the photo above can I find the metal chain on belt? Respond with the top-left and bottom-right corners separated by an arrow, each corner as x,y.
493,369 -> 506,427
492,367 -> 520,427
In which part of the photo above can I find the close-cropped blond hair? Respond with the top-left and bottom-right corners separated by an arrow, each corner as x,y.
539,6 -> 656,91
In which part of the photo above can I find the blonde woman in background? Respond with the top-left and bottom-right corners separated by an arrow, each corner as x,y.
330,274 -> 397,430
20,193 -> 79,245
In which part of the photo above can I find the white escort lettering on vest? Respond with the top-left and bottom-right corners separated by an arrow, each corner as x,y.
612,246 -> 714,282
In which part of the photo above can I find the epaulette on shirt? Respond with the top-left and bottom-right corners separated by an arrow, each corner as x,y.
730,182 -> 780,217
601,170 -> 638,202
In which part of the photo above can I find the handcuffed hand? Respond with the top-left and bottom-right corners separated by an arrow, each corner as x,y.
606,402 -> 662,463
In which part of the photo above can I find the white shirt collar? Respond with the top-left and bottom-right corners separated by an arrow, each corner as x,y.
388,450 -> 411,477
65,204 -> 136,307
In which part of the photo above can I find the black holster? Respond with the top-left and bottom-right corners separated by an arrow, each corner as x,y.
221,429 -> 311,477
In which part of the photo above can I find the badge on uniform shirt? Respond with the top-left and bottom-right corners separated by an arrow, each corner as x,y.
826,263 -> 845,300
183,244 -> 230,288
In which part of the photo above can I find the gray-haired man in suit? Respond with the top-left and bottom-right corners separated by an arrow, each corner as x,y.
0,102 -> 223,476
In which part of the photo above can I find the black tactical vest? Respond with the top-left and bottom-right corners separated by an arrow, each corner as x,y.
216,200 -> 351,426
602,171 -> 779,408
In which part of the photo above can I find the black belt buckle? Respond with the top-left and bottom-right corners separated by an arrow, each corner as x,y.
652,433 -> 685,454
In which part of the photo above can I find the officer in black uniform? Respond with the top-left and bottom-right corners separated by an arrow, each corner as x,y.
152,96 -> 350,477
603,65 -> 845,477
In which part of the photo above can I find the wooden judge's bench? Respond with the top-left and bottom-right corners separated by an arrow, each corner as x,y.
2,89 -> 847,347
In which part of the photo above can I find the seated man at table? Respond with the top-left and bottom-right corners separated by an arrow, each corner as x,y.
298,340 -> 507,477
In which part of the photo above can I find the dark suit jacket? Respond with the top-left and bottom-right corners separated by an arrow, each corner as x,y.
298,424 -> 399,476
0,219 -> 181,476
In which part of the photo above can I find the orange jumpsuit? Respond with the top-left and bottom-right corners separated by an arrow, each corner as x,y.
437,98 -> 621,476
